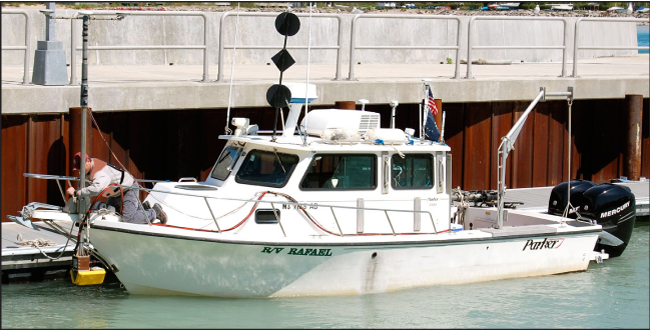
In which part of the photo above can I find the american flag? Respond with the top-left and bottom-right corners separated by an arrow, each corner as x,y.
427,85 -> 439,116
424,84 -> 441,141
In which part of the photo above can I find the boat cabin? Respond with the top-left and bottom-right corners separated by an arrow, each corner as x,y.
145,83 -> 453,238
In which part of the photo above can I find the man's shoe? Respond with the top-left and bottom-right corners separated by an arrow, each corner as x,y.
153,203 -> 167,225
142,201 -> 151,210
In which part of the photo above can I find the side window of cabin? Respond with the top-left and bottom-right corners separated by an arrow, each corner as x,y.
210,146 -> 243,181
235,150 -> 299,188
391,154 -> 433,189
300,154 -> 376,190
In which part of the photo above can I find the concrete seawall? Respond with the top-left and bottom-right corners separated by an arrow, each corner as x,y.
1,9 -> 640,67
1,9 -> 648,224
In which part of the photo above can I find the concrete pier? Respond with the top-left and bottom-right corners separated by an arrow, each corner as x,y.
1,55 -> 648,114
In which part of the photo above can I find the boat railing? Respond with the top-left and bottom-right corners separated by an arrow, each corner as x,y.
467,16 -> 569,79
348,14 -> 463,80
572,17 -> 649,77
22,173 -> 169,206
0,8 -> 31,85
123,183 -> 439,236
218,12 -> 344,82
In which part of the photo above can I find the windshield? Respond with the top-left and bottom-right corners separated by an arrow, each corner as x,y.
210,146 -> 243,181
235,150 -> 299,188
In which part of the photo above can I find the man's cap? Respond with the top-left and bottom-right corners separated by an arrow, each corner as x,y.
72,152 -> 90,171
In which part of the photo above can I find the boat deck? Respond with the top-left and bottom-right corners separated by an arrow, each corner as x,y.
2,181 -> 648,280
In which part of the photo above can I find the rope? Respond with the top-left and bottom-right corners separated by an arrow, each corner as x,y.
84,108 -> 145,201
14,233 -> 71,260
86,108 -> 127,171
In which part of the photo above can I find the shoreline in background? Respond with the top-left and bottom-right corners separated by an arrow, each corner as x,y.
2,2 -> 648,24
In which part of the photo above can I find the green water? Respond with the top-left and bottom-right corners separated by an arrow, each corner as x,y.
2,222 -> 648,329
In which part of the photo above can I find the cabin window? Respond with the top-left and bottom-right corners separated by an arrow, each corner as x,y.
210,146 -> 243,181
300,154 -> 376,190
210,146 -> 242,181
391,154 -> 433,189
235,149 -> 299,188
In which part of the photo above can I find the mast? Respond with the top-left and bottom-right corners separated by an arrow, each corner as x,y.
78,13 -> 89,216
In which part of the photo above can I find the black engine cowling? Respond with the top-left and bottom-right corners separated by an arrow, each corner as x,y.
580,184 -> 636,258
548,180 -> 597,218
548,181 -> 636,258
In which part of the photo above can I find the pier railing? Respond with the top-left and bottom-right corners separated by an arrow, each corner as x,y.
218,12 -> 344,82
2,11 -> 646,84
68,10 -> 209,84
467,16 -> 569,79
348,14 -> 463,80
1,9 -> 32,85
572,17 -> 649,77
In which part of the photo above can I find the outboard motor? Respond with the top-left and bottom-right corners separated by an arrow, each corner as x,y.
579,184 -> 636,258
548,180 -> 597,218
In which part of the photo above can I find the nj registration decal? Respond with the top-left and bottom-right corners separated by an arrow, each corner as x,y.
261,247 -> 332,256
522,238 -> 564,251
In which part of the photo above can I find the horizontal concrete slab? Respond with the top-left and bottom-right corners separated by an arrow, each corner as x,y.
1,55 -> 648,114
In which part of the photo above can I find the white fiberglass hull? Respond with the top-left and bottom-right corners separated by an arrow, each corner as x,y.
89,222 -> 602,298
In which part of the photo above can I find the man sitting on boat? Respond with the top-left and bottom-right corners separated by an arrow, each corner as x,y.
66,152 -> 167,224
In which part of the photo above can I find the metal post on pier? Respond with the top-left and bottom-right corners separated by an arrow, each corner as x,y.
624,94 -> 643,181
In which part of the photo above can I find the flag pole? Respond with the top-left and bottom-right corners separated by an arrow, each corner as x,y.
421,78 -> 432,141
418,103 -> 423,140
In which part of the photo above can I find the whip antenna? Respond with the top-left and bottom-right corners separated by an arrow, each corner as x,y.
224,3 -> 242,135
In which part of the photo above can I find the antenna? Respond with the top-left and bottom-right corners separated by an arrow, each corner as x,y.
389,100 -> 399,129
421,78 -> 433,140
358,99 -> 369,111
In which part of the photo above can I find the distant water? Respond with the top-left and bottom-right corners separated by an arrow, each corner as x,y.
639,25 -> 649,54
2,222 -> 649,329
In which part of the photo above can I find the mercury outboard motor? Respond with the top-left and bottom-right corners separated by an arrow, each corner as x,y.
548,180 -> 598,218
579,184 -> 636,258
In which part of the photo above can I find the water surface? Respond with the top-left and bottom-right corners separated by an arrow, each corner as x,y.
639,25 -> 649,54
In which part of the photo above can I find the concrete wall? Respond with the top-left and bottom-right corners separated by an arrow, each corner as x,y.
1,10 -> 639,67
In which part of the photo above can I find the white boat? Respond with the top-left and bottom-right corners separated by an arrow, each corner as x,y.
8,12 -> 637,298
10,82 -> 635,297
498,3 -> 520,9
550,3 -> 573,11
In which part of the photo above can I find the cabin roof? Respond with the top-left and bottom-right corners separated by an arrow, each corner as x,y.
218,134 -> 451,153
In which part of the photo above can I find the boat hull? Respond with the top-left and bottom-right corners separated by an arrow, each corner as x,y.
89,223 -> 601,298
